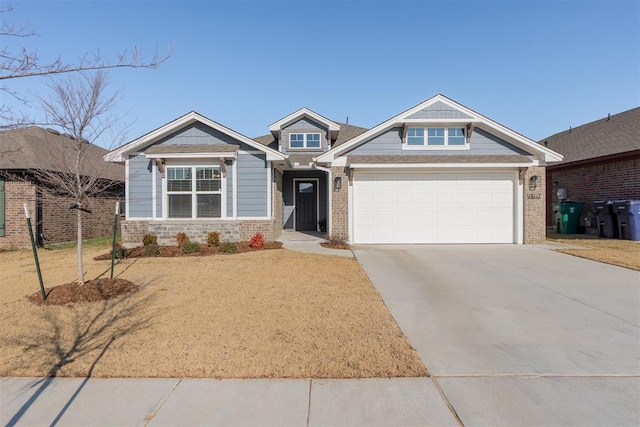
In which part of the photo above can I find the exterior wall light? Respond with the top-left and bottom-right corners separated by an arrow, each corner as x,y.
334,176 -> 342,191
529,175 -> 540,191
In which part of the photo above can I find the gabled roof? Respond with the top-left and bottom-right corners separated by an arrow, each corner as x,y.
316,94 -> 563,164
0,126 -> 123,181
539,107 -> 640,165
253,122 -> 368,149
268,107 -> 341,134
105,111 -> 286,162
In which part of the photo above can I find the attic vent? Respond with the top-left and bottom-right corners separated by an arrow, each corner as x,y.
63,133 -> 76,140
46,128 -> 60,135
544,140 -> 548,147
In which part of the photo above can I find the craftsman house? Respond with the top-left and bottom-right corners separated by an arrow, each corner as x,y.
105,94 -> 562,246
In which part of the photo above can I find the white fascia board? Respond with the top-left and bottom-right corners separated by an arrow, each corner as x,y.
106,111 -> 286,162
318,94 -> 564,163
268,107 -> 341,132
348,162 -> 533,169
401,118 -> 482,125
144,153 -> 237,159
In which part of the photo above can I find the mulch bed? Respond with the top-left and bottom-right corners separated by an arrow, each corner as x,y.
93,241 -> 283,260
320,242 -> 351,250
27,278 -> 137,306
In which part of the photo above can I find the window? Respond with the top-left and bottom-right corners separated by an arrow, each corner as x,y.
404,127 -> 467,149
167,166 -> 222,219
289,133 -> 321,149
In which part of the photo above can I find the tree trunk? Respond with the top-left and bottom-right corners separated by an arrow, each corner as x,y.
77,209 -> 84,285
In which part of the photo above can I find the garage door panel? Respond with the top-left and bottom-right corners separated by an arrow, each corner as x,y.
353,171 -> 515,244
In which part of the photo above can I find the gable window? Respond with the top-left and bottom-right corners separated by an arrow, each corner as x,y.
404,127 -> 467,149
167,166 -> 222,218
289,133 -> 321,149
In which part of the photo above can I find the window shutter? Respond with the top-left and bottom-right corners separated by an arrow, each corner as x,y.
0,179 -> 5,237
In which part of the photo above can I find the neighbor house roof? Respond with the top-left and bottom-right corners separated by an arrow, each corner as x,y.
539,107 -> 640,165
0,126 -> 124,181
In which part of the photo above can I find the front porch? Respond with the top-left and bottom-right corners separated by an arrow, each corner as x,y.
281,170 -> 329,233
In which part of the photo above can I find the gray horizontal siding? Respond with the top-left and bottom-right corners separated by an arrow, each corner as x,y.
146,123 -> 250,149
406,100 -> 472,120
226,160 -> 233,217
237,153 -> 268,217
281,117 -> 328,154
345,127 -> 530,156
128,153 -> 153,218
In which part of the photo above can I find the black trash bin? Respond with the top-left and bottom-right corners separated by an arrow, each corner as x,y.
612,200 -> 640,241
593,201 -> 619,238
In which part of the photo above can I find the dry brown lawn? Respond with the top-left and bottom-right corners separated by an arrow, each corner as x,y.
548,233 -> 640,271
0,244 -> 426,379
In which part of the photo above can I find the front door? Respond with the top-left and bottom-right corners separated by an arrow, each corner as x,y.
295,181 -> 317,231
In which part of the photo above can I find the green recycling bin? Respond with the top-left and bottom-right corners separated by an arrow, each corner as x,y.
552,202 -> 585,234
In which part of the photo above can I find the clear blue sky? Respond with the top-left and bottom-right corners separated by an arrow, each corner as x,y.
5,0 -> 639,147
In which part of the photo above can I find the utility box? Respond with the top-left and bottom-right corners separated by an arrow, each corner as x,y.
553,202 -> 584,234
612,200 -> 640,241
592,201 -> 619,238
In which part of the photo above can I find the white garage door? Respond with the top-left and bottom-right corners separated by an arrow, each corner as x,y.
353,171 -> 516,244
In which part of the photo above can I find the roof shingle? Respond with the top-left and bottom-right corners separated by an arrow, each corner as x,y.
539,107 -> 640,164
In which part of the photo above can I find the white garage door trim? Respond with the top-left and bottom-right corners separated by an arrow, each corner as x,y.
350,169 -> 523,244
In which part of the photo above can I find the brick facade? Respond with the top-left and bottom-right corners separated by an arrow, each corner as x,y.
41,195 -> 121,244
329,167 -> 349,238
523,166 -> 546,244
0,180 -> 37,248
0,175 -> 122,249
121,219 -> 280,247
546,156 -> 640,228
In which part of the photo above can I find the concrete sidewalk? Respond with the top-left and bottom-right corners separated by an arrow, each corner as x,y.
277,231 -> 354,258
1,376 -> 457,426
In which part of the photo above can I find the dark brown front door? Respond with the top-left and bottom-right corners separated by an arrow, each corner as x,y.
296,181 -> 317,231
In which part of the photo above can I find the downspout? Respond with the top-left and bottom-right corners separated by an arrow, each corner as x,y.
313,163 -> 332,235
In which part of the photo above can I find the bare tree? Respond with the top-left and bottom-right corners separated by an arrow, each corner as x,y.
1,5 -> 171,128
34,71 -> 124,285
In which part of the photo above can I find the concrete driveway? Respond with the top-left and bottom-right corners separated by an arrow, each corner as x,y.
354,244 -> 640,426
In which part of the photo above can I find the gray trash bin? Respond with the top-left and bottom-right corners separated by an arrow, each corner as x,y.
612,200 -> 640,241
592,200 -> 619,238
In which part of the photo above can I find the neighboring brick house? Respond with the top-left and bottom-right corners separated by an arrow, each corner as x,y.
0,126 -> 124,248
107,94 -> 562,246
540,107 -> 640,230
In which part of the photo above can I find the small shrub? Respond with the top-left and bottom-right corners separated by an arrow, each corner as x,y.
176,232 -> 189,246
249,232 -> 265,249
144,243 -> 162,257
180,241 -> 201,254
207,231 -> 220,247
325,233 -> 349,246
113,244 -> 127,259
219,242 -> 237,253
142,234 -> 157,246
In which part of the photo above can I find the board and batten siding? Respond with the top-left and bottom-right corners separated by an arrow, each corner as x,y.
150,122 -> 242,147
128,153 -> 153,218
281,118 -> 329,154
406,100 -> 472,120
237,153 -> 268,217
345,127 -> 531,156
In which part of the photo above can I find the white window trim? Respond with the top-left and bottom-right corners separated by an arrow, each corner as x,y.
288,132 -> 322,150
402,127 -> 470,151
163,162 -> 226,220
